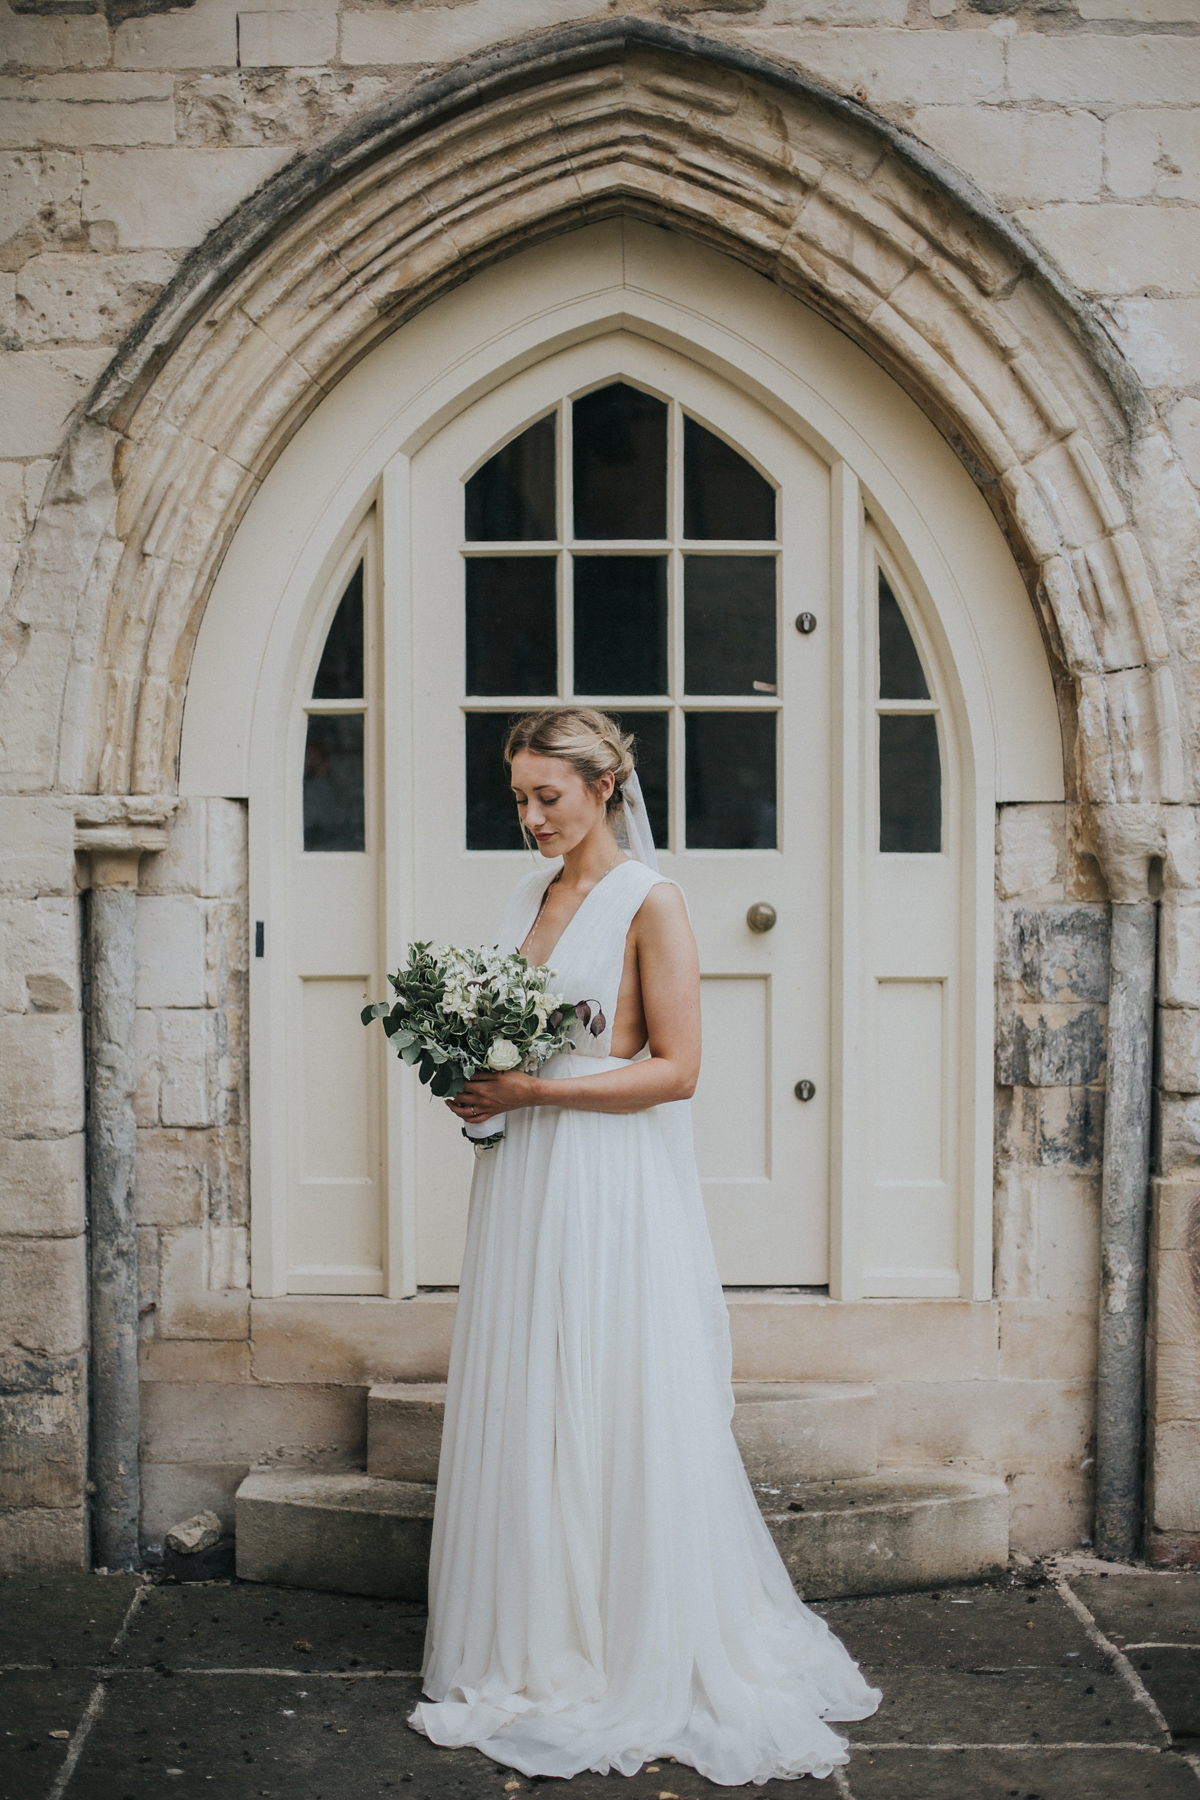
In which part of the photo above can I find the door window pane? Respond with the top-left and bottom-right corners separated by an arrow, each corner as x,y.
312,564 -> 363,700
879,714 -> 941,853
683,417 -> 775,541
465,415 -> 556,542
466,557 -> 557,695
684,556 -> 776,695
465,712 -> 525,850
879,574 -> 929,700
574,556 -> 668,695
304,714 -> 365,851
686,712 -> 777,849
614,711 -> 669,849
572,383 -> 667,540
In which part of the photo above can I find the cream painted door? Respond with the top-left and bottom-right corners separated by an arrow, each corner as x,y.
404,335 -> 831,1286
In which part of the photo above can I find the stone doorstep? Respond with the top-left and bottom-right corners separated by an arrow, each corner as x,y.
366,1380 -> 880,1485
235,1467 -> 1007,1604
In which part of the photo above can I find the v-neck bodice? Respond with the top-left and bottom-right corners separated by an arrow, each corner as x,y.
495,859 -> 669,1060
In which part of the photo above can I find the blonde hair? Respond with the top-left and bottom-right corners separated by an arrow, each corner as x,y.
503,708 -> 635,815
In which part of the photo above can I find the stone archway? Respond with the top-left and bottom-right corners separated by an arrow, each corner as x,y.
2,18 -> 1187,818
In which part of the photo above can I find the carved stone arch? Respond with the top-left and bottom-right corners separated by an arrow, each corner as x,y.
6,16 -> 1185,808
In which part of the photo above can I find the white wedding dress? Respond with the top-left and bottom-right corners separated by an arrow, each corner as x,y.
407,852 -> 881,1784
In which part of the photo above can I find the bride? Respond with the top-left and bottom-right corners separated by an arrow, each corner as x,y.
407,707 -> 881,1784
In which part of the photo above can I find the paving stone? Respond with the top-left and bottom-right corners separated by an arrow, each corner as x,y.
0,1570 -> 140,1667
111,1581 -> 427,1673
814,1584 -> 1110,1673
0,1668 -> 95,1800
1129,1647 -> 1200,1741
843,1664 -> 1158,1746
844,1745 -> 1197,1797
1072,1572 -> 1200,1647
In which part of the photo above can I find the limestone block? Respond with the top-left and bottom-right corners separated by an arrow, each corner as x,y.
0,150 -> 82,269
0,72 -> 172,101
1158,1096 -> 1200,1176
733,26 -> 1005,104
725,1295 -> 999,1383
997,1299 -> 1097,1383
0,797 -> 73,898
341,0 -> 597,66
204,902 -> 247,1010
1151,1333 -> 1200,1425
1150,1422 -> 1200,1532
250,1293 -> 458,1384
133,1006 -> 159,1126
235,1468 -> 433,1601
999,905 -> 1110,1005
1160,900 -> 1200,1008
994,1165 -> 1038,1299
0,94 -> 175,152
14,250 -> 175,346
158,1009 -> 215,1128
0,1134 -> 85,1236
209,1223 -> 248,1290
140,1460 -> 246,1540
1107,110 -> 1200,205
1172,397 -> 1200,493
0,1349 -> 84,1508
139,798 -> 247,900
1152,1177 -> 1200,1253
876,1376 -> 1092,1470
173,69 -> 393,148
1161,1007 -> 1200,1094
1016,204 -> 1200,301
0,896 -> 78,1012
1037,1084 -> 1105,1171
1007,1465 -> 1093,1559
135,1126 -> 210,1227
0,1235 -> 86,1354
0,1504 -> 84,1570
995,1003 -> 1106,1088
911,105 -> 1102,207
0,1010 -> 83,1137
367,1383 -> 447,1482
1036,1168 -> 1101,1302
80,147 -> 291,250
137,1222 -> 159,1336
1009,32 -> 1200,106
141,1377 -> 364,1464
0,4 -> 109,74
139,1337 -> 250,1382
135,895 -> 207,1009
237,8 -> 337,67
115,0 -> 239,69
997,805 -> 1064,901
1081,0 -> 1200,16
0,344 -> 111,457
1107,299 -> 1200,389
158,1225 -> 249,1338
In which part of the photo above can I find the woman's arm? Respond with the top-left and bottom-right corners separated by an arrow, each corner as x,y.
446,884 -> 701,1121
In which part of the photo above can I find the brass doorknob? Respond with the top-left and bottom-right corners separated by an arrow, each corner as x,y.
746,902 -> 777,933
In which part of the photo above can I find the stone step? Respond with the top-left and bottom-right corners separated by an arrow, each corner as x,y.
367,1380 -> 878,1484
235,1466 -> 1006,1603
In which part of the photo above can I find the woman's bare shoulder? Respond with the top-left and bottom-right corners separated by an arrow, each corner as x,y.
631,878 -> 693,942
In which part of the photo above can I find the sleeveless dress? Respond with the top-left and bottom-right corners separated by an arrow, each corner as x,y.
407,860 -> 881,1784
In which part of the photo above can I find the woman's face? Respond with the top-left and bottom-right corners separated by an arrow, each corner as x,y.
510,750 -> 614,859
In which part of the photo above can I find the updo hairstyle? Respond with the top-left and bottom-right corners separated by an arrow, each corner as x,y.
503,708 -> 635,815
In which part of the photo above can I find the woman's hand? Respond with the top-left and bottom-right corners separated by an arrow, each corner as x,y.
445,1069 -> 541,1125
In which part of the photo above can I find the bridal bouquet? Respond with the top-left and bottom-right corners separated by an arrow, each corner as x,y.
361,943 -> 604,1146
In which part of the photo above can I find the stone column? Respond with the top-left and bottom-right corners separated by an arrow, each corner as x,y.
76,802 -> 172,1569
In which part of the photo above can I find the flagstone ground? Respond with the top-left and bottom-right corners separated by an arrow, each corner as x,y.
0,1563 -> 1196,1799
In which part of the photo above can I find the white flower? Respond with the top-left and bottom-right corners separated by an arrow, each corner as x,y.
485,1037 -> 521,1071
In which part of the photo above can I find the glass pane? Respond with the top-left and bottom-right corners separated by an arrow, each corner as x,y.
574,557 -> 667,695
465,415 -> 556,542
572,383 -> 667,540
312,564 -> 363,700
465,557 -> 557,696
303,714 -> 365,851
684,556 -> 776,695
879,574 -> 929,700
686,712 -> 777,849
613,711 -> 669,850
683,417 -> 775,541
879,714 -> 941,853
466,712 -> 525,851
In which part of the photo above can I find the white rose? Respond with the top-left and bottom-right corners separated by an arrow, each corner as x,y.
485,1037 -> 521,1072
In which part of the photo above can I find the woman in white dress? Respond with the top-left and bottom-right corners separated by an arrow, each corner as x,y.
407,708 -> 881,1784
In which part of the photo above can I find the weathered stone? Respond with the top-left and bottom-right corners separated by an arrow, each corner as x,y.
1109,299 -> 1200,390
341,0 -> 596,67
1160,1097 -> 1200,1176
138,1336 -> 249,1382
995,1003 -> 1106,1088
134,1126 -> 211,1227
250,1294 -> 458,1384
135,895 -> 207,1009
1009,32 -> 1200,106
0,3 -> 109,74
114,0 -> 238,70
1038,1084 -> 1106,1169
994,1164 -> 1038,1299
165,1507 -> 222,1553
157,1225 -> 248,1338
735,25 -> 1006,104
731,1381 -> 878,1483
139,1460 -> 246,1539
13,250 -> 174,345
997,805 -> 1064,901
0,896 -> 77,1012
1161,1008 -> 1200,1095
997,1298 -> 1097,1382
138,799 -> 247,900
236,7 -> 337,68
1037,1168 -> 1101,1301
1016,204 -> 1200,301
1107,109 -> 1200,205
0,1234 -> 86,1354
725,1294 -> 999,1383
80,145 -> 290,248
999,906 -> 1110,1005
1150,1422 -> 1200,1532
912,103 -> 1102,207
0,1504 -> 83,1569
174,68 -> 394,148
141,1377 -> 363,1463
0,95 -> 175,151
0,1134 -> 85,1236
0,343 -> 110,456
0,796 -> 74,897
157,1010 -> 215,1128
0,1349 -> 84,1509
1172,397 -> 1200,494
236,1468 -> 434,1601
0,1010 -> 84,1136
1161,900 -> 1200,1009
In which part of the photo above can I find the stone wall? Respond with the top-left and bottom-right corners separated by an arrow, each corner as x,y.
2,0 -> 1200,1566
